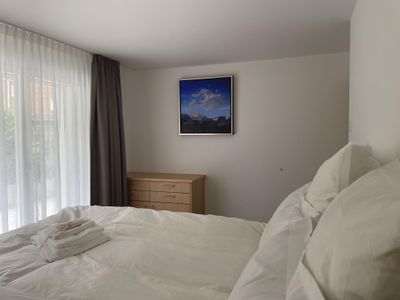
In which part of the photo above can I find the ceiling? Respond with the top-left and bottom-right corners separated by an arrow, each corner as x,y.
0,0 -> 357,69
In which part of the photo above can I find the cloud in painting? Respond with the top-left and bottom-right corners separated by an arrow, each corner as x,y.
188,88 -> 227,110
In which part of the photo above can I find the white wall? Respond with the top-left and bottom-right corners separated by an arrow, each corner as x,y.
121,53 -> 349,222
349,0 -> 400,163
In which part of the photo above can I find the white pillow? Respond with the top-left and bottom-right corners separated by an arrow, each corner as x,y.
292,160 -> 400,300
303,143 -> 379,220
229,184 -> 313,300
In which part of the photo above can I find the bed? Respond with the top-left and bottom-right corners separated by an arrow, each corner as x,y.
0,182 -> 313,300
0,205 -> 265,299
1,143 -> 399,300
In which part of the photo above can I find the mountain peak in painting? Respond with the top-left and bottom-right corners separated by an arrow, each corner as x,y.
191,112 -> 208,121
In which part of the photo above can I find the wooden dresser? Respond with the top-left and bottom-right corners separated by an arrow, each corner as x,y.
127,172 -> 205,214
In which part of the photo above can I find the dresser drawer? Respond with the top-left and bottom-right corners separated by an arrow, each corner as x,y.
128,180 -> 150,191
129,190 -> 149,201
150,181 -> 190,194
150,191 -> 190,204
150,202 -> 190,212
127,172 -> 205,214
131,201 -> 150,209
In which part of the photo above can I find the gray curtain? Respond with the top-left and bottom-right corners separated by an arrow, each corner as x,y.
90,54 -> 128,206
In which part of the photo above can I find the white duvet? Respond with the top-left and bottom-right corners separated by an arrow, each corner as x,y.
0,206 -> 265,300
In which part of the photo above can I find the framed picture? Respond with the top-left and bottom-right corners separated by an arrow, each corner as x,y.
179,75 -> 234,135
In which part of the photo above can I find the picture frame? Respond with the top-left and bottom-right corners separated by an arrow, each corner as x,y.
179,75 -> 234,135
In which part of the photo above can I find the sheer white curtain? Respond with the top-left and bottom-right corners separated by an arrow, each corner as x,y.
0,22 -> 92,233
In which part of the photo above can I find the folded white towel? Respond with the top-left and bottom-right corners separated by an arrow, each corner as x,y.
53,219 -> 96,240
31,219 -> 110,262
37,218 -> 95,241
36,221 -> 100,247
37,233 -> 110,262
54,218 -> 87,231
32,225 -> 105,249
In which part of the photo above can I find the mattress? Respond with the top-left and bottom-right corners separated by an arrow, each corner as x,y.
0,206 -> 265,300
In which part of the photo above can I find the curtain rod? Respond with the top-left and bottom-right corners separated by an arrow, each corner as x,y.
0,20 -> 93,55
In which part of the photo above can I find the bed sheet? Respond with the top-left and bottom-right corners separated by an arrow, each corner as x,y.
0,206 -> 264,300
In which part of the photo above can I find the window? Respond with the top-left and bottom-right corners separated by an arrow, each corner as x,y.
0,22 -> 92,233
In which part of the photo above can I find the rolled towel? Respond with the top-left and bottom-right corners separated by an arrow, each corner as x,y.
38,233 -> 110,262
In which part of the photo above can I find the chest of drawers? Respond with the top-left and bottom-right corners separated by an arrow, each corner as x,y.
127,172 -> 205,214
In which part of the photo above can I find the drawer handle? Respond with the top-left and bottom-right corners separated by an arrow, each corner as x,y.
162,184 -> 176,188
164,195 -> 176,198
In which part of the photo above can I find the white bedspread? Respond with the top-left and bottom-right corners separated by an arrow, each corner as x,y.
0,206 -> 264,300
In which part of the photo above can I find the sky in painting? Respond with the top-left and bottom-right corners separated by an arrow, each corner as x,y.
180,77 -> 232,118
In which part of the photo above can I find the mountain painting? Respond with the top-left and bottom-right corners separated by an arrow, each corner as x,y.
179,76 -> 233,134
